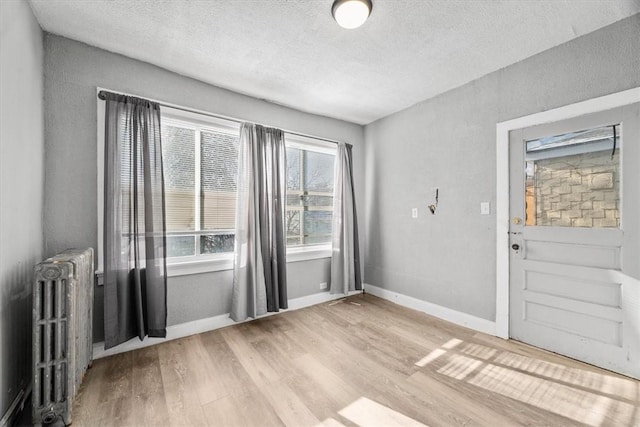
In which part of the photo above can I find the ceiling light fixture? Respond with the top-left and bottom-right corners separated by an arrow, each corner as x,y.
332,0 -> 372,29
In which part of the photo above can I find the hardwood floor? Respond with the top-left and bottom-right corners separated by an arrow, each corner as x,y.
70,294 -> 639,427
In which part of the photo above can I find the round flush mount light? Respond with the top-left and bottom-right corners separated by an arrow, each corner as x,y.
332,0 -> 372,29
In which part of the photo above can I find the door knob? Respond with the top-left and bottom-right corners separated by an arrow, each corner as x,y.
511,244 -> 520,250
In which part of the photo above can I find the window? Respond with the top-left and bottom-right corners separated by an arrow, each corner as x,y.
285,143 -> 335,246
160,111 -> 337,272
161,111 -> 239,259
524,124 -> 620,228
97,91 -> 339,279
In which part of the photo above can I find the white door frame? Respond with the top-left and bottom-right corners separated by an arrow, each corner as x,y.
494,87 -> 640,339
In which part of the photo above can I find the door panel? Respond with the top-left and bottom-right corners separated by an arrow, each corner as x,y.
524,269 -> 621,308
509,103 -> 639,379
524,240 -> 620,268
524,300 -> 621,345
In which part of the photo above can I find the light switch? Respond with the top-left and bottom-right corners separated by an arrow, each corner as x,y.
480,202 -> 490,215
411,208 -> 418,218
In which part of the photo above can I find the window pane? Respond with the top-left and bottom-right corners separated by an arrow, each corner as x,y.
525,125 -> 620,228
286,194 -> 302,206
287,236 -> 302,245
305,235 -> 333,245
162,125 -> 195,232
200,233 -> 235,254
285,147 -> 335,246
526,126 -> 616,152
201,130 -> 238,233
166,235 -> 196,257
304,151 -> 334,192
285,210 -> 301,245
303,211 -> 332,244
304,195 -> 333,207
286,148 -> 301,191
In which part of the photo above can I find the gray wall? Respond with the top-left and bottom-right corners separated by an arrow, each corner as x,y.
43,35 -> 364,342
363,15 -> 640,322
0,1 -> 44,418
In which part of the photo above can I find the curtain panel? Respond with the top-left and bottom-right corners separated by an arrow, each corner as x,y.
231,122 -> 288,321
103,92 -> 167,349
331,142 -> 362,294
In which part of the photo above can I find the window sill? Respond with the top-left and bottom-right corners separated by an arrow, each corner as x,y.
286,245 -> 332,263
95,256 -> 234,284
96,246 -> 332,283
167,255 -> 234,277
167,245 -> 332,277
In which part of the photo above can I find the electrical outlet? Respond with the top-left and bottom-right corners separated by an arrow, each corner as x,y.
480,202 -> 490,215
411,208 -> 418,218
319,282 -> 328,290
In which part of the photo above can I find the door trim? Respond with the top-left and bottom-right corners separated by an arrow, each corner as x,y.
495,87 -> 640,339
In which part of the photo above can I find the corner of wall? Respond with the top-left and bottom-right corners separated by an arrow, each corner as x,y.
0,0 -> 45,423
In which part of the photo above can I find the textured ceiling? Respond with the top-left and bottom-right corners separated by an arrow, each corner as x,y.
29,0 -> 640,125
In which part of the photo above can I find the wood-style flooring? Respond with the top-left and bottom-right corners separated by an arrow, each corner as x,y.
70,294 -> 639,427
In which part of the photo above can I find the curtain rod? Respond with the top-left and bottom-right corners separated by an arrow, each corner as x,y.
97,90 -> 348,147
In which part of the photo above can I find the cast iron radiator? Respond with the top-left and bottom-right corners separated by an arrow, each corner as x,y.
32,248 -> 94,426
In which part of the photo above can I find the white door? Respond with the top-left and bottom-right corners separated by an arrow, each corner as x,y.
509,103 -> 640,379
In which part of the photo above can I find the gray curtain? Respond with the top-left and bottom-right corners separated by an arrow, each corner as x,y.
230,122 -> 287,321
330,142 -> 362,294
103,92 -> 167,349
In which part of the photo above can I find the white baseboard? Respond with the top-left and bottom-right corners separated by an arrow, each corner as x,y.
288,289 -> 361,310
93,312 -> 235,360
364,283 -> 497,336
0,385 -> 30,427
93,289 -> 362,360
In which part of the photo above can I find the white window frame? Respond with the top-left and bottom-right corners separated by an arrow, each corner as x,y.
97,88 -> 336,280
285,133 -> 337,258
160,106 -> 240,274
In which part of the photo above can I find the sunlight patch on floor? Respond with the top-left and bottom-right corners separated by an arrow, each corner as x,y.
437,354 -> 483,380
415,349 -> 446,367
338,397 -> 428,427
493,351 -> 639,401
442,338 -> 463,349
413,338 -> 639,426
415,338 -> 462,367
467,363 -> 635,427
459,342 -> 497,360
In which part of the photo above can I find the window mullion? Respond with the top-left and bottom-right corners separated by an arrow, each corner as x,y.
195,128 -> 202,255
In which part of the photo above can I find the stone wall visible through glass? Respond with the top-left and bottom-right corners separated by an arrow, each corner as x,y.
525,125 -> 620,228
